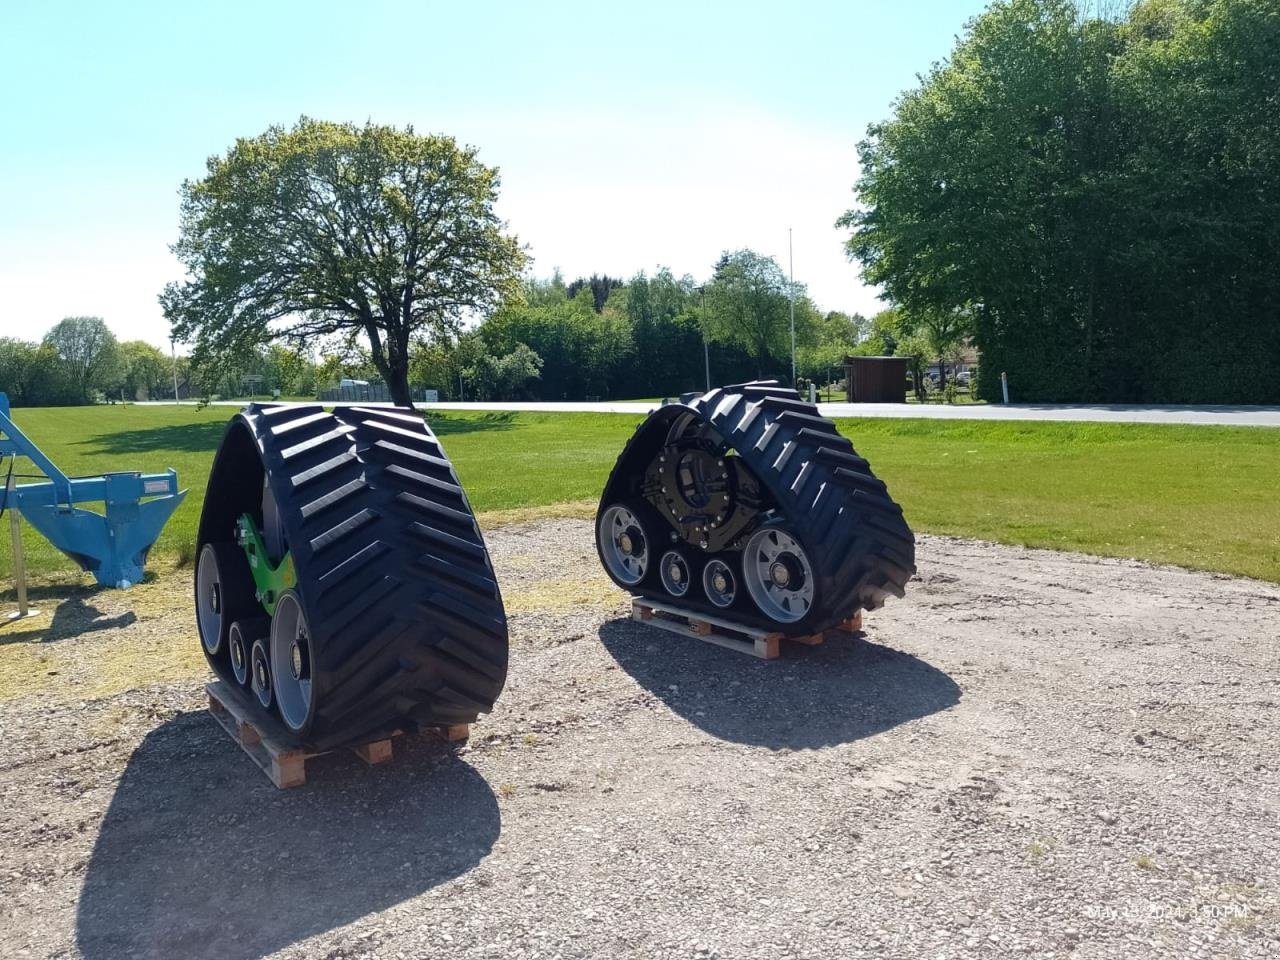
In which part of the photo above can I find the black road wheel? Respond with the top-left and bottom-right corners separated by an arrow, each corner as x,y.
701,557 -> 737,609
659,549 -> 694,599
195,542 -> 257,661
250,639 -> 273,710
270,590 -> 315,734
196,403 -> 509,747
596,381 -> 915,633
228,617 -> 269,688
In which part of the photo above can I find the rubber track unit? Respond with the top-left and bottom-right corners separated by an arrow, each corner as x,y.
196,403 -> 508,749
597,381 -> 915,632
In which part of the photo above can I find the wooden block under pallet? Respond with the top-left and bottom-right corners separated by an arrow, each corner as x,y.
632,600 -> 863,660
206,681 -> 469,789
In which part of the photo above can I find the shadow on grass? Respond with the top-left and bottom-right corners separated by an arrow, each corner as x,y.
77,411 -> 516,455
424,411 -> 517,436
79,421 -> 230,455
0,590 -> 136,645
598,617 -> 960,750
76,713 -> 500,960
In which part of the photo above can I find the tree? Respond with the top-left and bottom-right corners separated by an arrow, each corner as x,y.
43,316 -> 119,403
458,335 -> 543,400
117,340 -> 170,400
703,250 -> 807,381
797,310 -> 868,383
841,0 -> 1280,404
162,117 -> 527,408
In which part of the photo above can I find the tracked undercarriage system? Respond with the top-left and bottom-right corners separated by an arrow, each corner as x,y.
596,382 -> 915,633
195,404 -> 508,749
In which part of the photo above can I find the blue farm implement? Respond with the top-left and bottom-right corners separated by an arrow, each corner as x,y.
0,392 -> 186,589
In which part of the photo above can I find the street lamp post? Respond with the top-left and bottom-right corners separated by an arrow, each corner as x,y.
788,228 -> 796,388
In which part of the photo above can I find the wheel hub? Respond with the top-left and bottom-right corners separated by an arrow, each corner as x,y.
209,582 -> 221,614
769,553 -> 805,590
712,571 -> 728,593
290,640 -> 303,679
667,561 -> 684,584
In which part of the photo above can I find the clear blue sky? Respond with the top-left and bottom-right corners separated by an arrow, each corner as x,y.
0,0 -> 987,348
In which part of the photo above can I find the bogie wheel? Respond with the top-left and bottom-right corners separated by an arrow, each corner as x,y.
270,590 -> 315,734
741,526 -> 817,626
228,617 -> 269,687
597,501 -> 658,588
659,549 -> 695,599
250,639 -> 273,710
702,557 -> 737,609
195,542 -> 258,660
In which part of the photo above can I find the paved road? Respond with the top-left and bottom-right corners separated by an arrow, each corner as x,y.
142,399 -> 1280,427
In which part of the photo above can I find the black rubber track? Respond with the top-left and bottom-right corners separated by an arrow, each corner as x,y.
597,381 -> 915,632
196,403 -> 508,748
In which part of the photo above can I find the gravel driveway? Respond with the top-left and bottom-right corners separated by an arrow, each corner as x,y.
1,517 -> 1277,959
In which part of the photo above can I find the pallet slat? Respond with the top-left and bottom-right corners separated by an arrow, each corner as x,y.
207,681 -> 469,789
631,600 -> 862,660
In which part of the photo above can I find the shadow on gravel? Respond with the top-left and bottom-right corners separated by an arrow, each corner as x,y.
76,712 -> 500,960
598,617 -> 960,749
0,593 -> 136,646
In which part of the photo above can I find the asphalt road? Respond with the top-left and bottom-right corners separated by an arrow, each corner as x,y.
146,398 -> 1280,427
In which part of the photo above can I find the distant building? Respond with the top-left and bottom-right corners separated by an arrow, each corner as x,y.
843,355 -> 910,403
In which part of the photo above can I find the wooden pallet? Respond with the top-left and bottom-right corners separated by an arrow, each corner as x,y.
632,599 -> 862,660
206,681 -> 469,789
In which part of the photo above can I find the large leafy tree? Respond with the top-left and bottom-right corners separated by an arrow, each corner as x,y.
163,118 -> 527,408
43,316 -> 120,403
842,0 -> 1280,403
703,250 -> 811,381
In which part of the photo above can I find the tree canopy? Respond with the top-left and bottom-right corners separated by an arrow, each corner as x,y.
162,117 -> 527,407
843,0 -> 1280,403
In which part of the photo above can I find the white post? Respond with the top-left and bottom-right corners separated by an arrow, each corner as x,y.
171,340 -> 181,403
1001,371 -> 1010,404
788,228 -> 796,387
6,470 -> 31,620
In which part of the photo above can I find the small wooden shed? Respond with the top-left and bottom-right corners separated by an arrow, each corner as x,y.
843,355 -> 909,403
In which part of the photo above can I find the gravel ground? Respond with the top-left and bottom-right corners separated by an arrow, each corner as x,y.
1,516 -> 1278,960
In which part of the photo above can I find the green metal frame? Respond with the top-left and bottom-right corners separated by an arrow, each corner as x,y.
235,513 -> 296,616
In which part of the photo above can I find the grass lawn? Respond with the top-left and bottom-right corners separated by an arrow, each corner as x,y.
1,403 -> 1277,586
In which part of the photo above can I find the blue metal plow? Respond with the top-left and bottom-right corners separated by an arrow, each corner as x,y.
0,392 -> 186,588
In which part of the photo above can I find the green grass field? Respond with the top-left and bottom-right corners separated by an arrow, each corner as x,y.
2,404 -> 1277,586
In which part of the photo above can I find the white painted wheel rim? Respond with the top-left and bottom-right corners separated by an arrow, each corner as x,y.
659,550 -> 691,598
271,591 -> 314,732
702,558 -> 736,608
599,505 -> 649,586
742,528 -> 815,624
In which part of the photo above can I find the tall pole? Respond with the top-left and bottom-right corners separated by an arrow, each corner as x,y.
788,228 -> 796,387
702,289 -> 711,391
171,340 -> 180,403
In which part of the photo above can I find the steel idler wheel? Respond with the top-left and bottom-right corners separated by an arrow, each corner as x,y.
270,590 -> 315,734
229,617 -> 269,687
702,557 -> 737,609
250,639 -> 273,710
659,549 -> 694,599
742,526 -> 816,625
195,542 -> 258,660
598,502 -> 653,587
